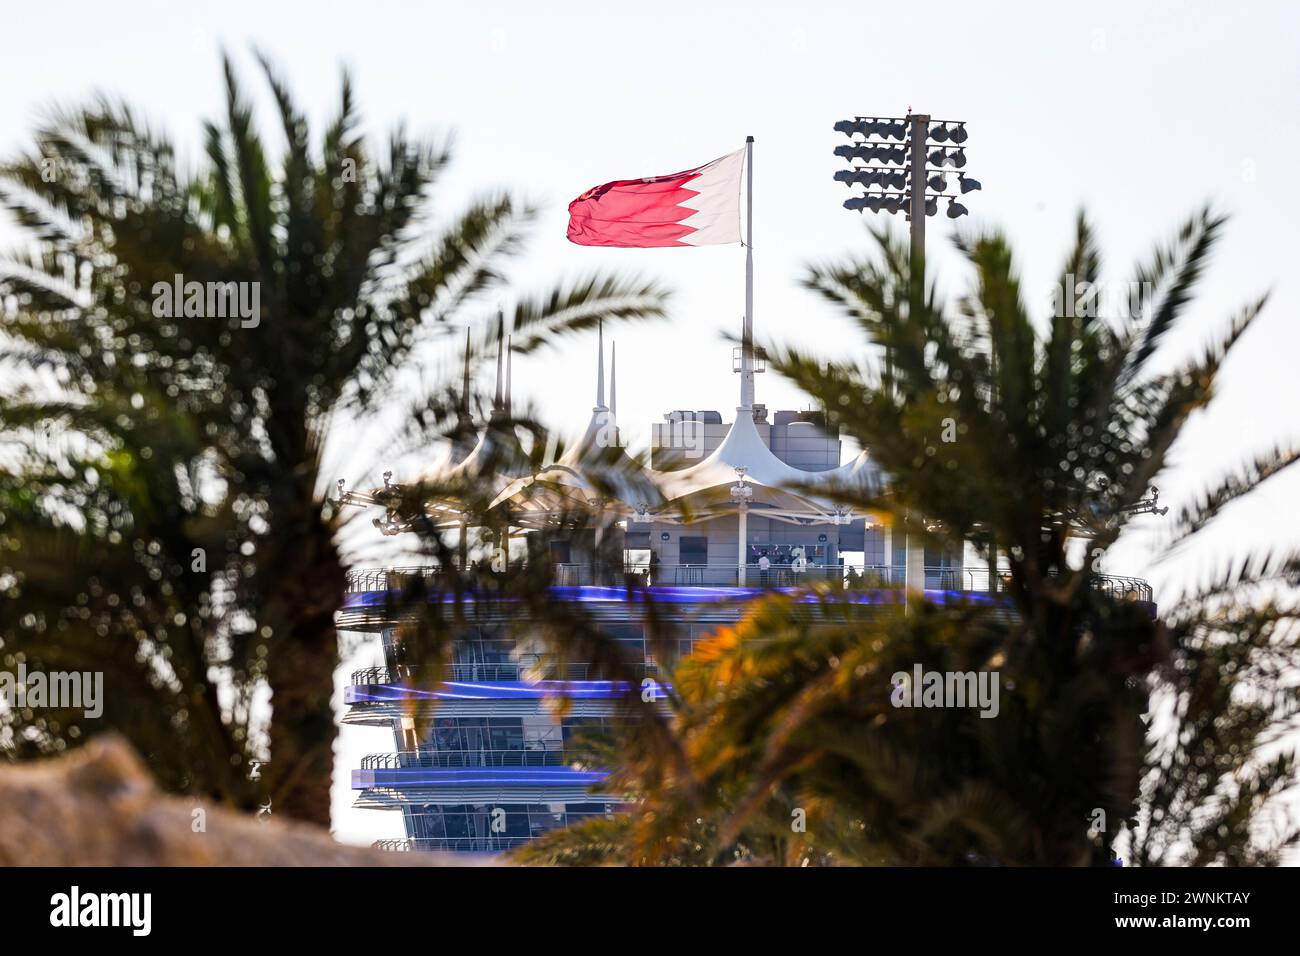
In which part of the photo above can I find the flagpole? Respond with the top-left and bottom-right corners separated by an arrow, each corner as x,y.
738,136 -> 755,587
741,135 -> 755,412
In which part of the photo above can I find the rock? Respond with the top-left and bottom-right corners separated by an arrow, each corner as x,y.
0,734 -> 471,866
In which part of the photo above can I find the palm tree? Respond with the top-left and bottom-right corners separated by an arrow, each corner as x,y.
0,53 -> 668,824
517,210 -> 1300,865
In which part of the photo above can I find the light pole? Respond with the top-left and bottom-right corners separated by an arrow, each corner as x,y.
907,113 -> 929,274
832,113 -> 981,599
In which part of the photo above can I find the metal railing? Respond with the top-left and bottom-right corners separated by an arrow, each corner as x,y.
373,838 -> 418,852
561,561 -> 884,588
559,562 -> 1033,592
345,563 -> 1151,602
352,665 -> 409,684
345,566 -> 443,593
351,661 -> 659,685
374,837 -> 532,852
1083,573 -> 1154,603
361,749 -> 567,770
346,563 -> 905,591
957,568 -> 1152,603
553,562 -> 926,588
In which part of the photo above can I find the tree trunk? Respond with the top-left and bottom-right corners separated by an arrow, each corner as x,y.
263,517 -> 345,827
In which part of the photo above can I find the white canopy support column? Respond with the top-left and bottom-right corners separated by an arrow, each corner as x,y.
737,501 -> 748,586
459,514 -> 468,570
882,520 -> 894,585
905,520 -> 926,604
730,467 -> 753,586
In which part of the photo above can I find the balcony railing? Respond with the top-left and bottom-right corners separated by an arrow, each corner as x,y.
956,568 -> 1152,603
1080,573 -> 1153,603
560,562 -> 912,588
361,749 -> 567,770
373,837 -> 532,852
345,566 -> 445,593
345,564 -> 1151,603
350,661 -> 659,685
348,563 -> 920,591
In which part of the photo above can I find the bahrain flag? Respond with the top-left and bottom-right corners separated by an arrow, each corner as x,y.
566,148 -> 744,247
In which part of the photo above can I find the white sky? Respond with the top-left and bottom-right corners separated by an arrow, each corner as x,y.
2,0 -> 1297,847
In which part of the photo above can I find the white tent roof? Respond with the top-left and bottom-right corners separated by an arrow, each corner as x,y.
665,407 -> 878,491
490,406 -> 885,528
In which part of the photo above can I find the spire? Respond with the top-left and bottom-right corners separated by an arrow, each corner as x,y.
457,323 -> 478,429
451,326 -> 477,461
492,310 -> 504,416
594,319 -> 607,411
459,327 -> 472,418
609,340 -> 617,425
505,334 -> 512,418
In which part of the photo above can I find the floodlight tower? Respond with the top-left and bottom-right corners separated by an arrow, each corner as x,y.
831,112 -> 982,597
832,112 -> 981,271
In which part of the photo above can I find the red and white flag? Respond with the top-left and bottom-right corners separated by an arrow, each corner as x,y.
566,149 -> 745,248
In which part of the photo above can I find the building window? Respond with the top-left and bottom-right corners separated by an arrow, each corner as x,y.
679,536 -> 708,565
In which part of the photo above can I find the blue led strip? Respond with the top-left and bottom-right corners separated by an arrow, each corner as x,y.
341,584 -> 1005,609
345,679 -> 670,704
352,766 -> 608,788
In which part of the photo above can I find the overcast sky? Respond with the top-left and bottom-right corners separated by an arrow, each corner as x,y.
2,0 -> 1297,845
